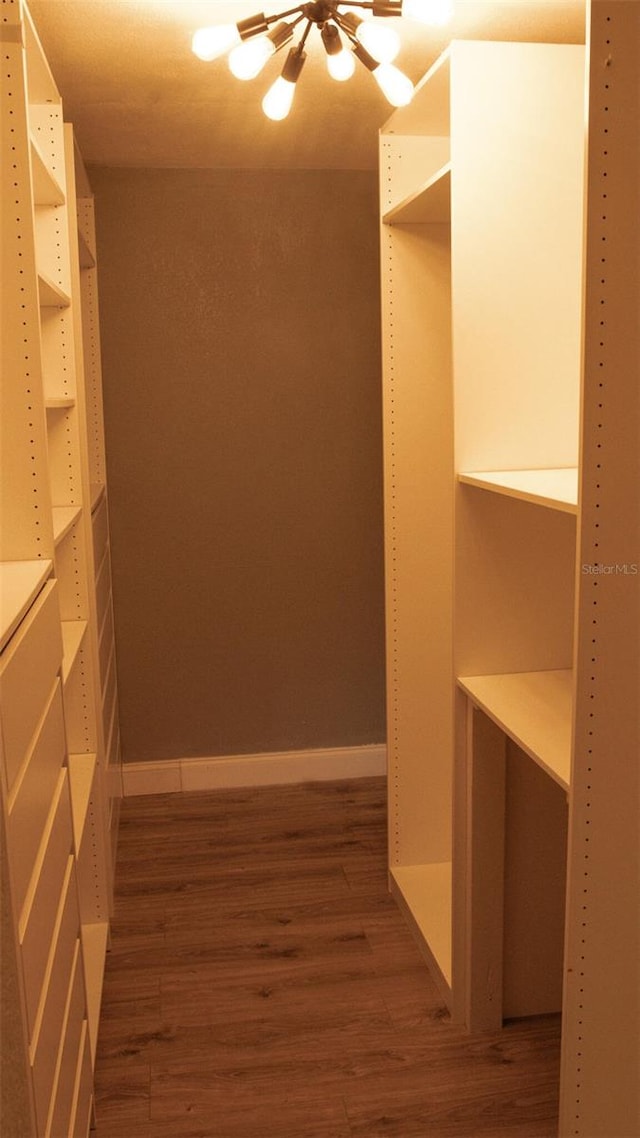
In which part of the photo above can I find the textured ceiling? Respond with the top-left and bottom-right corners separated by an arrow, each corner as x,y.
29,0 -> 585,169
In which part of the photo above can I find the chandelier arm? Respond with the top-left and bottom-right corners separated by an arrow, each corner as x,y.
298,18 -> 315,50
261,5 -> 307,26
335,1 -> 403,13
332,11 -> 359,44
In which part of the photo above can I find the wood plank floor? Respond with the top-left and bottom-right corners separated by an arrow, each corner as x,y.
93,778 -> 561,1137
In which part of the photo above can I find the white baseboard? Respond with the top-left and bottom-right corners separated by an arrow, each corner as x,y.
121,744 -> 387,797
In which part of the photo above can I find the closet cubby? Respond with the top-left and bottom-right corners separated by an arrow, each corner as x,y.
381,11 -> 639,1133
1,1 -> 121,1131
381,35 -> 584,1013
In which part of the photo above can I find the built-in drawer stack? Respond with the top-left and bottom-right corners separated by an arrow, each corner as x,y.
1,582 -> 92,1137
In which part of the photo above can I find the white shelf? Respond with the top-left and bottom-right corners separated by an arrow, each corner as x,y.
458,468 -> 578,514
67,753 -> 97,849
390,863 -> 452,988
45,396 -> 75,410
90,483 -> 105,513
0,560 -> 52,652
81,921 -> 108,1063
52,505 -> 81,546
38,272 -> 70,308
457,669 -> 573,790
61,620 -> 87,683
383,163 -> 451,225
23,3 -> 60,105
77,229 -> 95,270
30,136 -> 65,206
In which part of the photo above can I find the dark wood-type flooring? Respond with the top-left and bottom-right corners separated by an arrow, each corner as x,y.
93,778 -> 561,1137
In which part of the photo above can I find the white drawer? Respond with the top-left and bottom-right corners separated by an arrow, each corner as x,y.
48,941 -> 87,1138
21,771 -> 75,1037
7,679 -> 66,914
1,582 -> 62,790
71,1026 -> 93,1138
31,863 -> 81,1135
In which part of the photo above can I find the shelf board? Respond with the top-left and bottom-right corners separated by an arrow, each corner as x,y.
30,136 -> 65,206
90,483 -> 106,513
457,669 -> 573,790
67,753 -> 97,850
82,921 -> 108,1064
24,2 -> 60,104
77,228 -> 96,270
390,862 -> 452,990
45,396 -> 75,410
38,272 -> 71,308
0,560 -> 52,652
383,163 -> 451,225
52,505 -> 82,546
61,620 -> 87,683
458,468 -> 578,514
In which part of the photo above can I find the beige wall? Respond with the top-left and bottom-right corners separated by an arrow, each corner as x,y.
90,168 -> 385,764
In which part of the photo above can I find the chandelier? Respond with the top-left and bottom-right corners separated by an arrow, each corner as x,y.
192,1 -> 453,120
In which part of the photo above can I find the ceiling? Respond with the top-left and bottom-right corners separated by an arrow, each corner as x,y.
29,0 -> 586,170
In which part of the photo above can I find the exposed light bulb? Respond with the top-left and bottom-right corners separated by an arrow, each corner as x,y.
357,20 -> 400,64
321,22 -> 356,82
372,61 -> 414,106
328,48 -> 356,81
262,75 -> 296,120
192,24 -> 240,62
229,36 -> 274,80
262,47 -> 306,121
402,0 -> 453,26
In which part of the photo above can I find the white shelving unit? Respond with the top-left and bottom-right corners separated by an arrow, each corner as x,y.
1,2 -> 122,1133
73,138 -> 124,866
380,7 -> 639,1136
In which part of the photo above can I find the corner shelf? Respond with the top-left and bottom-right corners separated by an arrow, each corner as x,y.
89,483 -> 105,513
77,229 -> 95,270
61,620 -> 87,683
38,272 -> 71,309
458,468 -> 578,514
45,396 -> 75,411
383,163 -> 451,225
30,136 -> 65,207
0,560 -> 52,652
52,506 -> 82,546
67,753 -> 97,849
457,669 -> 573,790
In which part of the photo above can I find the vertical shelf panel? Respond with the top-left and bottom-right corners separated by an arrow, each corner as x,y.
559,3 -> 640,1134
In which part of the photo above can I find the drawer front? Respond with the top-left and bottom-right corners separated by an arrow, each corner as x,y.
49,942 -> 87,1138
21,771 -> 75,1037
1,582 -> 62,790
7,679 -> 66,914
31,865 -> 81,1135
92,497 -> 108,570
71,1027 -> 93,1138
